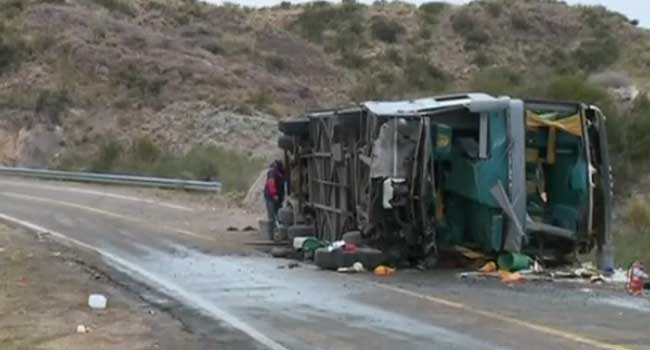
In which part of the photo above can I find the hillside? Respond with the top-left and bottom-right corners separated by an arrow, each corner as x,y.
1,0 -> 649,187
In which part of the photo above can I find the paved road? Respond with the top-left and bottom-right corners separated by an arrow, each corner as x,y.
0,176 -> 648,350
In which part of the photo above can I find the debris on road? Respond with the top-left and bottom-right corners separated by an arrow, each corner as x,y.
479,261 -> 497,273
226,226 -> 239,232
374,265 -> 396,277
88,294 -> 108,310
497,252 -> 532,272
626,261 -> 648,296
499,271 -> 526,284
337,262 -> 365,273
270,246 -> 293,258
277,262 -> 301,269
76,324 -> 89,334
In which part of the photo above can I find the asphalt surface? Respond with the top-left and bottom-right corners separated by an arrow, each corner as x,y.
0,176 -> 648,350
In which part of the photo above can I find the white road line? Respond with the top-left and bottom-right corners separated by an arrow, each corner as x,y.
0,179 -> 194,212
0,212 -> 289,350
0,192 -> 210,241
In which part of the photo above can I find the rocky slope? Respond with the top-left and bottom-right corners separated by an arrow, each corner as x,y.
0,0 -> 648,170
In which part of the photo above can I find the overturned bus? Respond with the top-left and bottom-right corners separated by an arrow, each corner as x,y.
278,94 -> 612,265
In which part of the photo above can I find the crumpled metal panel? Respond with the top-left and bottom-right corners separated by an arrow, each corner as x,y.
362,93 -> 496,116
370,119 -> 419,178
504,100 -> 527,252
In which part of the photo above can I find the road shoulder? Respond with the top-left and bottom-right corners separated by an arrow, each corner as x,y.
0,224 -> 199,350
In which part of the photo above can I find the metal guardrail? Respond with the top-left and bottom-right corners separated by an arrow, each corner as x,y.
0,166 -> 222,192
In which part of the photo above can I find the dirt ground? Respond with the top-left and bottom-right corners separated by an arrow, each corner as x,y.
0,224 -> 199,350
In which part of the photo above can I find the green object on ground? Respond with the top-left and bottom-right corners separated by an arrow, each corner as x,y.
498,252 -> 532,272
302,237 -> 325,253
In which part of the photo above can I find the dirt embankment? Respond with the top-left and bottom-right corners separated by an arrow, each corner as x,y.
0,224 -> 198,350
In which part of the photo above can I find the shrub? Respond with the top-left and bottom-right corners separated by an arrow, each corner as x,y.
485,2 -> 503,18
264,54 -> 289,73
472,51 -> 492,67
418,2 -> 448,24
0,0 -> 25,19
618,195 -> 650,268
451,10 -> 489,49
510,10 -> 531,31
247,89 -> 273,111
114,63 -> 166,105
544,75 -> 611,106
403,55 -> 448,93
470,67 -> 522,95
385,48 -> 403,66
370,16 -> 405,43
88,141 -> 264,192
575,35 -> 620,72
131,136 -> 161,164
92,0 -> 135,17
91,140 -> 123,173
339,50 -> 368,69
625,196 -> 650,232
35,89 -> 70,125
0,23 -> 25,74
292,1 -> 366,43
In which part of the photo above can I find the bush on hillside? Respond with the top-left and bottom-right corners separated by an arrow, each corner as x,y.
403,55 -> 448,93
485,2 -> 503,18
470,67 -> 523,96
451,10 -> 489,49
545,75 -> 612,107
0,0 -> 26,19
292,1 -> 367,43
92,0 -> 135,17
418,2 -> 448,24
35,89 -> 70,125
370,16 -> 405,44
85,139 -> 264,192
0,23 -> 25,74
575,35 -> 620,72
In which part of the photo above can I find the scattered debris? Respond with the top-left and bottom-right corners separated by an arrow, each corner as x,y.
626,261 -> 648,296
337,262 -> 365,273
244,240 -> 289,246
88,294 -> 108,310
479,261 -> 497,273
278,262 -> 301,269
270,247 -> 293,258
454,246 -> 485,260
301,237 -> 326,254
76,324 -> 89,334
499,271 -> 526,284
293,236 -> 317,250
497,253 -> 532,272
242,226 -> 256,231
610,269 -> 628,284
51,251 -> 61,257
374,265 -> 396,277
226,226 -> 239,232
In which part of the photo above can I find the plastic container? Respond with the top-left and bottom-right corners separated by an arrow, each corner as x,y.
498,253 -> 532,272
88,294 -> 107,310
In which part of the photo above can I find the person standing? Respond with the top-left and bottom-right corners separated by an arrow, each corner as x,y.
263,160 -> 285,239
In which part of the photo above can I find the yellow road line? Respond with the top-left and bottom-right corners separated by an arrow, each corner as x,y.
0,192 -> 210,241
376,283 -> 633,350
